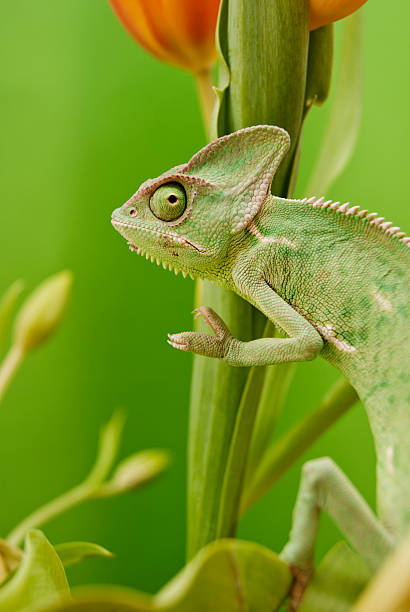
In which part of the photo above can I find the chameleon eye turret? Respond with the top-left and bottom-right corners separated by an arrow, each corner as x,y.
149,182 -> 187,221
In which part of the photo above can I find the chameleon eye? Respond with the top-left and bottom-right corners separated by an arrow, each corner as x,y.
149,182 -> 187,221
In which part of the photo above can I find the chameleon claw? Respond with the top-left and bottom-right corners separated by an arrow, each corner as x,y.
167,336 -> 189,351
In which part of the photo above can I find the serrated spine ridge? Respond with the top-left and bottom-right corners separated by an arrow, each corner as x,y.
301,195 -> 409,247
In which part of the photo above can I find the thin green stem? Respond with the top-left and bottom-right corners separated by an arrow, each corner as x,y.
244,361 -> 295,490
7,482 -> 93,548
194,67 -> 215,136
241,378 -> 358,515
0,280 -> 24,351
0,537 -> 23,584
0,345 -> 24,404
7,412 -> 124,547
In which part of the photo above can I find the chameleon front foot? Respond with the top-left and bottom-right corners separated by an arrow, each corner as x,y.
167,306 -> 234,359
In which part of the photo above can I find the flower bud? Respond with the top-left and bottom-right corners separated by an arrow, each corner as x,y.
310,0 -> 368,30
95,450 -> 170,498
13,271 -> 73,353
108,0 -> 220,74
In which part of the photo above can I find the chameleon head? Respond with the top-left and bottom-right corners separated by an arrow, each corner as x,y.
111,125 -> 290,279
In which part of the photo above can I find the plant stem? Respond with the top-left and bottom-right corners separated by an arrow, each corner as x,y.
0,280 -> 24,351
186,0 -> 310,559
0,345 -> 24,404
241,378 -> 358,514
6,411 -> 125,547
0,538 -> 24,583
7,483 -> 93,548
194,67 -> 215,136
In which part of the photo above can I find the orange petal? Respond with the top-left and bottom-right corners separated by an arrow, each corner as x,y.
109,0 -> 220,73
310,0 -> 368,30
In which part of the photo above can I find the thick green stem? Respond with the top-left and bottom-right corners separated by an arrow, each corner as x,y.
186,0 -> 310,560
187,288 -> 253,558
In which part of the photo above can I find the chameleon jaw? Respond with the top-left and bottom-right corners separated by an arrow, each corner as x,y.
111,218 -> 205,253
129,242 -> 197,279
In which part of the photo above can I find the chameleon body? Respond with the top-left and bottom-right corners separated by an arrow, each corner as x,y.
112,125 -> 410,572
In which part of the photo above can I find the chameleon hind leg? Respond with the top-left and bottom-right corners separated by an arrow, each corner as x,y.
281,457 -> 395,574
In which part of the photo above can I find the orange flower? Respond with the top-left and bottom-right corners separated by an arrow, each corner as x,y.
108,0 -> 220,74
310,0 -> 368,30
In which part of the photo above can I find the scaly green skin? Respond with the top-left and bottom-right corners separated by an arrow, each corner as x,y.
112,125 -> 410,573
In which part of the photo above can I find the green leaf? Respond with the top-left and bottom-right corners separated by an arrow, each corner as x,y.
298,542 -> 371,612
0,280 -> 24,351
156,539 -> 291,611
244,359 -> 295,496
40,539 -> 292,612
211,0 -> 230,141
37,587 -> 152,612
0,530 -> 70,611
55,542 -> 113,568
307,13 -> 363,196
305,25 -> 334,109
214,364 -> 268,539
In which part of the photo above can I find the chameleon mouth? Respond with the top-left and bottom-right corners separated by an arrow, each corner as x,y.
111,219 -> 204,253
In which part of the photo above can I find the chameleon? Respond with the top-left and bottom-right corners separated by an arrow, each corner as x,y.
111,125 -> 410,577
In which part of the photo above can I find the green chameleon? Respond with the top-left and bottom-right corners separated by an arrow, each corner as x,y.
112,125 -> 409,578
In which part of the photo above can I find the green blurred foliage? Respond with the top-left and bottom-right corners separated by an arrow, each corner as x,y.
0,0 -> 408,595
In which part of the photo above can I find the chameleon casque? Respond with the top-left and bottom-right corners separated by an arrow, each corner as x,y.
112,125 -> 409,576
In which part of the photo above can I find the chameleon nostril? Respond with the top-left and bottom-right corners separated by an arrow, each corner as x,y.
129,208 -> 138,217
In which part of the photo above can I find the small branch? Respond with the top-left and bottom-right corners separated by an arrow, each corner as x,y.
7,412 -> 125,547
0,345 -> 24,404
244,360 -> 295,489
241,378 -> 358,514
7,483 -> 93,548
0,537 -> 25,583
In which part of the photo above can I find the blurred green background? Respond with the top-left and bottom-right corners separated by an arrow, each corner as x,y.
0,0 -> 409,595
